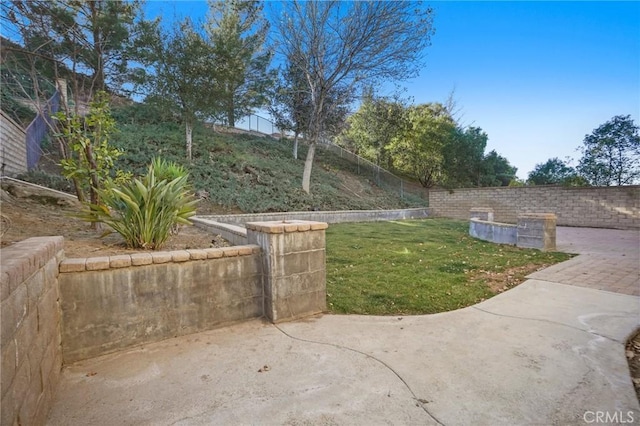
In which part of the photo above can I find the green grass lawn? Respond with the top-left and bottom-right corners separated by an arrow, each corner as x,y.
326,219 -> 573,315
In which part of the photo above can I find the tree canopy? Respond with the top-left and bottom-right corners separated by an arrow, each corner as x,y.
577,115 -> 640,186
275,0 -> 435,193
133,17 -> 216,160
206,0 -> 273,127
3,0 -> 143,95
527,158 -> 584,186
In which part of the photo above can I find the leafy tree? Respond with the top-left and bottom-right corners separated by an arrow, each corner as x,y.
275,0 -> 435,193
388,103 -> 455,188
133,18 -> 216,161
54,91 -> 130,208
577,115 -> 640,186
441,126 -> 487,188
268,59 -> 313,159
527,157 -> 584,186
342,88 -> 408,169
479,150 -> 517,187
206,0 -> 273,127
3,0 -> 144,96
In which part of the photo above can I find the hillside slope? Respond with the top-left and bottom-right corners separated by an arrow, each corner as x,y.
24,103 -> 426,214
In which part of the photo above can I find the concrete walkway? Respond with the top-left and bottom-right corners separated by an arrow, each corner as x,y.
47,228 -> 640,425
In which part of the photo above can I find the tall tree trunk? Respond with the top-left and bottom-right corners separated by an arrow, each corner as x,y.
227,95 -> 235,127
185,121 -> 193,161
84,143 -> 101,230
293,132 -> 299,159
302,142 -> 316,194
90,1 -> 106,92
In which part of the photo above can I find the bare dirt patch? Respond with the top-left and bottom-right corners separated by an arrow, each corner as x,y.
1,180 -> 227,258
469,263 -> 560,294
627,330 -> 640,403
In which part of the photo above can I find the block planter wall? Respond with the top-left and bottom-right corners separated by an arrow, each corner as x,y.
247,220 -> 328,323
58,246 -> 263,364
469,208 -> 557,251
1,237 -> 64,426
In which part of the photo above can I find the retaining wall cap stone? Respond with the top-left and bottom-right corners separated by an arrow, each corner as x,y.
204,248 -> 224,259
222,247 -> 240,257
130,253 -> 153,266
110,255 -> 132,268
151,252 -> 172,264
518,213 -> 557,220
85,257 -> 110,271
171,251 -> 191,262
60,258 -> 86,273
186,249 -> 208,260
246,220 -> 328,233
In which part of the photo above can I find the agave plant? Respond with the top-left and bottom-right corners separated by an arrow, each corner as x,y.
83,159 -> 198,249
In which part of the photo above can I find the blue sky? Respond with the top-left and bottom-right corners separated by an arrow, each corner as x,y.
146,1 -> 640,179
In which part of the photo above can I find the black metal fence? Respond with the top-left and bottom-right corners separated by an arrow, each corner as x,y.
25,91 -> 60,170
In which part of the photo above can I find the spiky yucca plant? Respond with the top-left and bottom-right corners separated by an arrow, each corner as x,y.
84,159 -> 198,249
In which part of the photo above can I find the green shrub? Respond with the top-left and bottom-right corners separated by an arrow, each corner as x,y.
83,159 -> 198,249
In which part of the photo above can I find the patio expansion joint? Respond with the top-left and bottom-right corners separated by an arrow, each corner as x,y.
470,305 -> 626,345
271,323 -> 446,426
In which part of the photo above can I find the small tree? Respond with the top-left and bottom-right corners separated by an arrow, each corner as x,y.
133,18 -> 216,161
206,0 -> 274,127
268,59 -> 312,159
54,91 -> 128,206
577,115 -> 640,186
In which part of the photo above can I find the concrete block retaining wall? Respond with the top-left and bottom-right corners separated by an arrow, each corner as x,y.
1,237 -> 64,426
58,246 -> 263,364
58,220 -> 329,363
2,221 -> 329,422
247,221 -> 327,323
469,209 -> 557,251
191,218 -> 248,245
430,186 -> 639,229
198,207 -> 430,226
469,219 -> 517,245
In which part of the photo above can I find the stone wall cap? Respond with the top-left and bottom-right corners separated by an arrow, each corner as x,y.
518,213 -> 557,219
60,258 -> 86,273
246,220 -> 329,233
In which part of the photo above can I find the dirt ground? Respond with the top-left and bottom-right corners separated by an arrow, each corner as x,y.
627,330 -> 640,402
0,179 -> 227,258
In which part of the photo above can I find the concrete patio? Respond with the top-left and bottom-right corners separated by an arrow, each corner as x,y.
47,227 -> 640,425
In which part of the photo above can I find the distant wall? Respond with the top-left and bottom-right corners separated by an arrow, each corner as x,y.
1,237 -> 63,426
199,208 -> 430,227
429,186 -> 639,229
0,110 -> 27,177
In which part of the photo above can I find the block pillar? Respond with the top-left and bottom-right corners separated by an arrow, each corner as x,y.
517,213 -> 557,251
246,220 -> 328,323
470,207 -> 494,222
